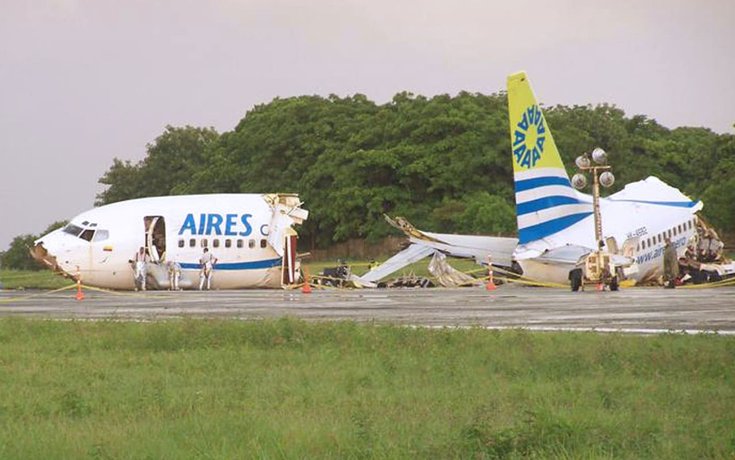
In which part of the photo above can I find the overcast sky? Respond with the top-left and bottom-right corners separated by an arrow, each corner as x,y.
1,0 -> 733,250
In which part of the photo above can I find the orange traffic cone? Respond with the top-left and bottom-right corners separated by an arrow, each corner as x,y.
301,268 -> 312,294
485,264 -> 497,291
75,279 -> 85,301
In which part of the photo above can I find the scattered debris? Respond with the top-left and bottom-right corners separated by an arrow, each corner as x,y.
378,274 -> 434,288
427,252 -> 480,287
314,262 -> 352,288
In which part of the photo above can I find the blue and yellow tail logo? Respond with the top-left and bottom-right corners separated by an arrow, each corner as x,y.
512,105 -> 546,169
507,72 -> 592,244
507,72 -> 565,174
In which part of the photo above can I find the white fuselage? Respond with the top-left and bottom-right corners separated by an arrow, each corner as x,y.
516,189 -> 699,285
34,194 -> 306,290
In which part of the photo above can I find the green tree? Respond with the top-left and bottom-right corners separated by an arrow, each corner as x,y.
96,126 -> 218,205
93,90 -> 734,249
2,234 -> 41,270
457,192 -> 516,235
95,159 -> 145,206
1,221 -> 68,271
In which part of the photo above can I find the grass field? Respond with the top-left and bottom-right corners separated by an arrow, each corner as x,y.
0,318 -> 733,458
0,269 -> 73,290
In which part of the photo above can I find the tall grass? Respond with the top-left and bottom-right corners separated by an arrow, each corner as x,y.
0,318 -> 733,458
0,269 -> 72,290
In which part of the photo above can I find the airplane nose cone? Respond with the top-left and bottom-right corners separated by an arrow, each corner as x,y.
30,241 -> 60,272
32,230 -> 71,276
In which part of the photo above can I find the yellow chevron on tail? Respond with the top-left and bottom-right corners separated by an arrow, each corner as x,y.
507,72 -> 566,173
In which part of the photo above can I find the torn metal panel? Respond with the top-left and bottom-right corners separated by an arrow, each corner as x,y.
357,244 -> 435,283
30,243 -> 59,272
384,215 -> 518,266
427,252 -> 480,287
265,194 -> 309,258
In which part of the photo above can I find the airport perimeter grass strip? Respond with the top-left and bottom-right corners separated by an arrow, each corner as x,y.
0,318 -> 733,458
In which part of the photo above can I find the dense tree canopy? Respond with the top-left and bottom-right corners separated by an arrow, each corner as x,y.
91,92 -> 734,249
96,126 -> 219,205
1,221 -> 68,271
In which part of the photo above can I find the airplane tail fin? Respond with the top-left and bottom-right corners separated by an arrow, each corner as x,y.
507,72 -> 592,245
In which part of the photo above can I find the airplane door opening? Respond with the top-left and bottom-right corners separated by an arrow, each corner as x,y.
144,216 -> 166,262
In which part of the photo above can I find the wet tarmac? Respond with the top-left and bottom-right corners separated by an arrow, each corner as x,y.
1,285 -> 734,334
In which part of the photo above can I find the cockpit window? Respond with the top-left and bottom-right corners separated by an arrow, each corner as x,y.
79,229 -> 95,242
92,230 -> 109,242
63,224 -> 83,236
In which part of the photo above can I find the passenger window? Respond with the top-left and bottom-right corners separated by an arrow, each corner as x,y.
92,229 -> 109,242
79,229 -> 95,241
201,239 -> 208,248
225,239 -> 232,248
237,239 -> 244,248
178,239 -> 185,248
189,239 -> 196,247
260,239 -> 267,249
213,239 -> 220,248
248,239 -> 255,249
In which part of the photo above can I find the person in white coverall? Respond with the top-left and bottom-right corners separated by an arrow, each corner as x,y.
167,259 -> 182,291
199,248 -> 218,290
131,247 -> 150,291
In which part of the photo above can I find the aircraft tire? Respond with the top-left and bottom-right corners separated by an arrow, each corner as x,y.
610,276 -> 619,291
569,269 -> 582,292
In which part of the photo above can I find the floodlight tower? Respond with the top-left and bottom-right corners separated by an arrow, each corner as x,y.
571,148 -> 615,247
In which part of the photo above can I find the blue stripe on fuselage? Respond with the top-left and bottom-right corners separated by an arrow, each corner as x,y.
180,258 -> 281,271
607,199 -> 699,208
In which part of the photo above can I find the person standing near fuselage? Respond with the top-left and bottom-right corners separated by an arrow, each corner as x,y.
199,248 -> 218,290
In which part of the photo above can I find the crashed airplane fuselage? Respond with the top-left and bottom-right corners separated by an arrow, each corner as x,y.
357,72 -> 733,286
32,194 -> 308,290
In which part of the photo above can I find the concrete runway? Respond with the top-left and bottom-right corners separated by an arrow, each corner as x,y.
1,284 -> 734,334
